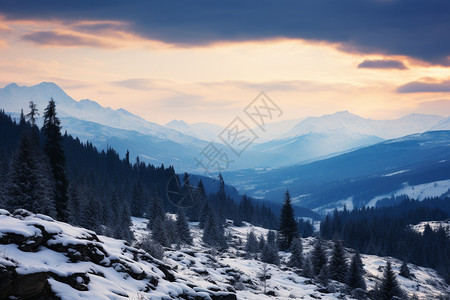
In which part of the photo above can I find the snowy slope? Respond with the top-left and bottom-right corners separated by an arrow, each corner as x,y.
0,209 -> 236,300
411,220 -> 450,237
1,209 -> 448,299
366,179 -> 450,208
131,218 -> 450,300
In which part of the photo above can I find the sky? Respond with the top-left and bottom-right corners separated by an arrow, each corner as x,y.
0,0 -> 449,125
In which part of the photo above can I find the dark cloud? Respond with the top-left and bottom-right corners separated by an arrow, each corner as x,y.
22,31 -> 115,48
397,79 -> 450,93
1,0 -> 450,65
358,59 -> 408,70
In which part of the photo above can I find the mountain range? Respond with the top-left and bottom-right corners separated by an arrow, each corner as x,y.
1,82 -> 448,174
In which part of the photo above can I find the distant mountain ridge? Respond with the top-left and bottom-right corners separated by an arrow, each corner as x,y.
225,130 -> 450,213
1,82 -> 449,173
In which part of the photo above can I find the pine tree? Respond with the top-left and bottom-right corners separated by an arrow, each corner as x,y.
5,133 -> 56,217
278,190 -> 298,250
26,101 -> 39,126
164,217 -> 177,245
152,215 -> 169,247
347,251 -> 366,290
176,208 -> 193,245
311,238 -> 328,276
245,230 -> 259,254
147,191 -> 165,230
130,180 -> 145,217
289,237 -> 303,269
202,209 -> 227,249
379,261 -> 403,300
318,264 -> 330,287
329,239 -> 348,283
258,234 -> 266,251
303,256 -> 314,278
42,99 -> 69,221
399,260 -> 411,279
261,230 -> 280,265
67,184 -> 82,225
199,201 -> 210,229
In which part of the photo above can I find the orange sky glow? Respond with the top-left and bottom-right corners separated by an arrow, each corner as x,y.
0,16 -> 449,125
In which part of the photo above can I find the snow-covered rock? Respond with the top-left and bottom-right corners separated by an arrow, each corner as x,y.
0,209 -> 236,300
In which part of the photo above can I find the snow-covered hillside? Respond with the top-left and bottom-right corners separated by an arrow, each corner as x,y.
0,209 -> 236,300
1,209 -> 449,299
131,217 -> 449,299
366,179 -> 450,208
411,220 -> 450,237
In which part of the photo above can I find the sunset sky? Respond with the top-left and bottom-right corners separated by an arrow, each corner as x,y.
0,0 -> 449,125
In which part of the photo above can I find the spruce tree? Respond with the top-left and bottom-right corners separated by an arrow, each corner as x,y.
147,191 -> 165,230
42,99 -> 69,221
5,133 -> 56,217
379,261 -> 402,300
130,180 -> 145,217
152,215 -> 169,247
199,201 -> 210,229
278,190 -> 298,250
245,230 -> 259,254
176,208 -> 193,245
258,234 -> 266,251
347,251 -> 366,290
203,209 -> 227,249
399,260 -> 411,279
311,238 -> 328,276
318,264 -> 330,287
289,237 -> 303,269
329,239 -> 348,283
261,230 -> 280,265
26,101 -> 39,126
303,256 -> 314,278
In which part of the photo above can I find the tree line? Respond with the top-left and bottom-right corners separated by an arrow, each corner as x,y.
0,101 -> 277,242
320,196 -> 450,284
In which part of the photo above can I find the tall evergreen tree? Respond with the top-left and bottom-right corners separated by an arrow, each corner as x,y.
147,191 -> 165,230
278,190 -> 298,250
245,230 -> 259,254
258,233 -> 266,251
379,261 -> 402,300
130,180 -> 145,217
42,99 -> 69,221
261,230 -> 280,265
5,133 -> 56,217
26,101 -> 39,126
202,209 -> 227,249
329,239 -> 348,283
176,208 -> 193,245
303,256 -> 314,279
152,215 -> 169,247
289,237 -> 303,269
347,251 -> 366,290
311,238 -> 328,276
199,201 -> 210,229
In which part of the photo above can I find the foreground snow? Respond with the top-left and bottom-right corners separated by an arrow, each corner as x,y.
133,217 -> 450,299
0,210 -> 235,299
1,210 -> 449,299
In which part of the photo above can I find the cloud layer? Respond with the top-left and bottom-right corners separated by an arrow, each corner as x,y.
398,79 -> 450,93
1,0 -> 449,65
358,59 -> 408,70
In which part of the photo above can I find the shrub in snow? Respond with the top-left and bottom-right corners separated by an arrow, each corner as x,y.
140,234 -> 164,260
